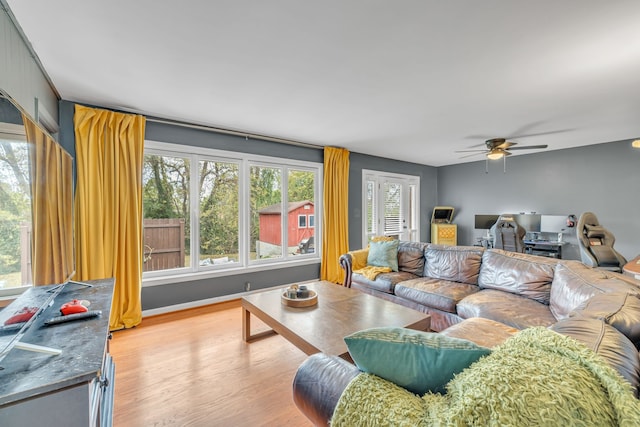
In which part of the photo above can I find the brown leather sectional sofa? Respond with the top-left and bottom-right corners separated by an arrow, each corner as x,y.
339,243 -> 637,332
293,243 -> 640,425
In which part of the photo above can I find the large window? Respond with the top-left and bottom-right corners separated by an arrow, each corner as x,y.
362,170 -> 419,246
198,158 -> 239,266
250,164 -> 282,260
0,139 -> 31,294
142,153 -> 190,271
142,141 -> 320,282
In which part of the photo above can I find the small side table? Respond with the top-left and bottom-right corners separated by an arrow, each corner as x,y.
622,255 -> 640,279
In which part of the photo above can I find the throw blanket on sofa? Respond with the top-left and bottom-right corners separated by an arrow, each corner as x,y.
332,327 -> 640,426
354,265 -> 392,281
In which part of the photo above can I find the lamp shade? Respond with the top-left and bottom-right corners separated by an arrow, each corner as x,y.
486,149 -> 504,160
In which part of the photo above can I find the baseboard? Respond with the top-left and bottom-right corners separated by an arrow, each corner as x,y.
141,279 -> 318,317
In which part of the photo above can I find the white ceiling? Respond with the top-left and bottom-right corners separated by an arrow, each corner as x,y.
6,0 -> 640,166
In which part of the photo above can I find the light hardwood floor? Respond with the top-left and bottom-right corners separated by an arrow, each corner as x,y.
109,300 -> 312,427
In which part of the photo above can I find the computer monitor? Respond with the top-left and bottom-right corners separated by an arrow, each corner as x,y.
540,215 -> 568,232
474,214 -> 500,230
512,214 -> 541,233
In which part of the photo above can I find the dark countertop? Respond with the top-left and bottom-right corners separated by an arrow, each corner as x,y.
0,278 -> 114,406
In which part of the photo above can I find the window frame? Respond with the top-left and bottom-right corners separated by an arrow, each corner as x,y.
142,140 -> 322,287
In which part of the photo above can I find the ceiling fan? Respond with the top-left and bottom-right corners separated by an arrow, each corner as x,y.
456,138 -> 548,160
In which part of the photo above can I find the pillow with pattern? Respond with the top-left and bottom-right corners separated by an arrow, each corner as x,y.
367,239 -> 399,271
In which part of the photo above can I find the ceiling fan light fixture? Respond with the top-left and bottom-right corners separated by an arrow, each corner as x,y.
632,139 -> 640,148
486,149 -> 504,160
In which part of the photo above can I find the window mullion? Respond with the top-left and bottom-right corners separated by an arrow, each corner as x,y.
282,166 -> 288,259
240,159 -> 249,266
190,153 -> 200,271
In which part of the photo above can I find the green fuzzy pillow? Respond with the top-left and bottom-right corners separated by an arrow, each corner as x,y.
367,239 -> 399,271
344,327 -> 491,395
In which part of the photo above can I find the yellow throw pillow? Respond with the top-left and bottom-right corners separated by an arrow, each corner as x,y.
371,235 -> 396,243
349,249 -> 370,271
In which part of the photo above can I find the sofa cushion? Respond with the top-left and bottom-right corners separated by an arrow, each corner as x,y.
395,277 -> 479,313
550,317 -> 640,397
352,271 -> 419,294
367,239 -> 399,271
550,261 -> 637,321
478,249 -> 557,304
397,241 -> 428,275
457,289 -> 557,330
423,245 -> 484,285
440,317 -> 519,349
572,290 -> 640,348
549,261 -> 608,320
344,327 -> 491,395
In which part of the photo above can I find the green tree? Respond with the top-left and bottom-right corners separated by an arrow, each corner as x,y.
199,160 -> 238,257
0,142 -> 31,275
143,155 -> 191,220
288,170 -> 314,202
142,154 -> 191,255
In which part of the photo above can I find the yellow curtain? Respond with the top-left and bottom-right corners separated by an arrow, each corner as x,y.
23,115 -> 74,286
74,104 -> 146,330
321,147 -> 350,283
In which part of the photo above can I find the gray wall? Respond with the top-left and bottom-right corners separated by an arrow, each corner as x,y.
60,101 -> 440,311
437,140 -> 640,261
56,103 -> 640,311
59,99 -> 640,310
59,101 -> 327,311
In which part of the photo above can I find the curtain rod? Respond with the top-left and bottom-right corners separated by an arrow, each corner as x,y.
146,116 -> 324,150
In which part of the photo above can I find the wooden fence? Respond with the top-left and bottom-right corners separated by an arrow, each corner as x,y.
19,218 -> 185,277
143,218 -> 185,272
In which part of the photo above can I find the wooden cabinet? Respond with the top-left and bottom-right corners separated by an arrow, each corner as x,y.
431,223 -> 457,245
0,278 -> 115,426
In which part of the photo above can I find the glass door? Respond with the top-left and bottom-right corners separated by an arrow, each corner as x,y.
362,170 -> 419,246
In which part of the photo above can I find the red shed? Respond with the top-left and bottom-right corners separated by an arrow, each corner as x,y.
258,200 -> 314,247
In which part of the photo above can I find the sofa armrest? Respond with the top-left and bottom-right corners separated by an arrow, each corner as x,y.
292,354 -> 360,426
603,270 -> 640,289
338,248 -> 369,287
338,253 -> 354,287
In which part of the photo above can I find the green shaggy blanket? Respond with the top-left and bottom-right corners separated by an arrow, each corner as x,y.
332,327 -> 640,426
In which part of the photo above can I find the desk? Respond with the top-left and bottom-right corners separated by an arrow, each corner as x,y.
524,240 -> 566,259
0,279 -> 115,427
623,256 -> 640,279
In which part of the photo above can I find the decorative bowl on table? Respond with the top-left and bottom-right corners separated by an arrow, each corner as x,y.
281,285 -> 318,307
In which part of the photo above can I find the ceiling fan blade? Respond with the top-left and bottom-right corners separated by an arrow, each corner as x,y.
507,144 -> 548,150
455,149 -> 487,153
459,152 -> 485,159
506,129 -> 574,139
468,127 -> 575,142
466,142 -> 489,148
496,141 -> 516,149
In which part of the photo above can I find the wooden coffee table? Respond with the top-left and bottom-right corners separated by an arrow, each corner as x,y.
242,280 -> 431,360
